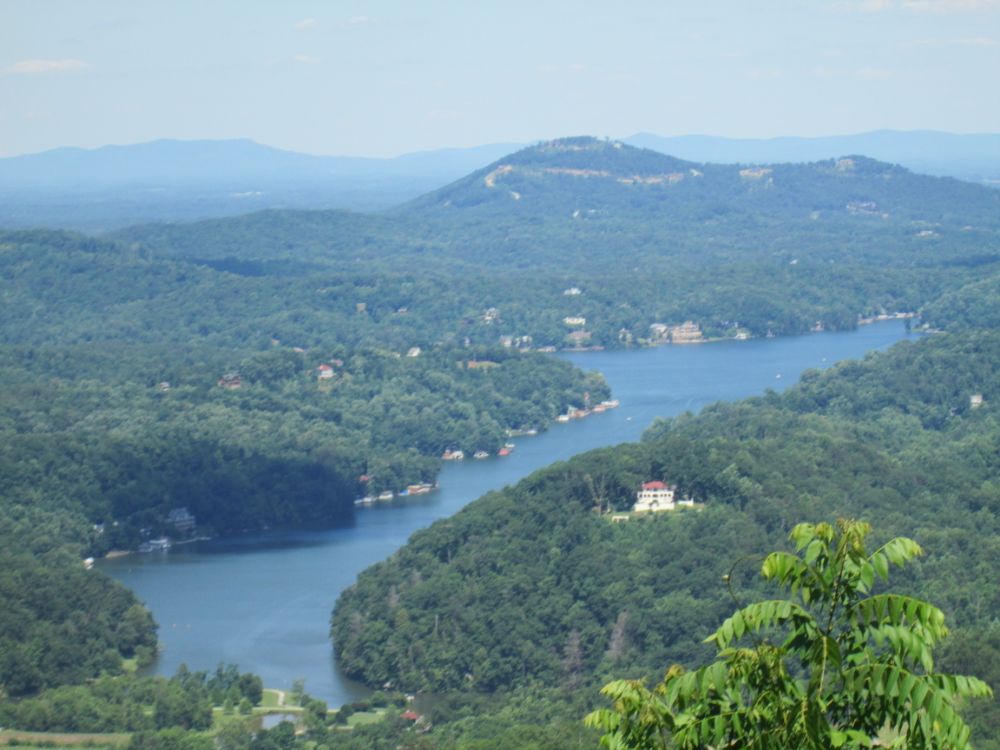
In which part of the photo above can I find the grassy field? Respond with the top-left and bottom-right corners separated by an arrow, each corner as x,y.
260,689 -> 284,709
346,709 -> 388,727
0,730 -> 129,749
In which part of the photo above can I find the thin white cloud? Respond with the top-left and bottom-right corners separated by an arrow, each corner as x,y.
808,66 -> 894,78
425,109 -> 465,122
294,18 -> 319,31
744,67 -> 785,80
909,35 -> 999,45
5,58 -> 88,75
293,54 -> 320,64
902,0 -> 1000,10
344,16 -> 374,26
855,67 -> 894,78
536,63 -> 589,74
833,0 -> 999,10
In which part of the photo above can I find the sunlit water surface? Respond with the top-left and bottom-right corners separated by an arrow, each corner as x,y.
101,320 -> 913,703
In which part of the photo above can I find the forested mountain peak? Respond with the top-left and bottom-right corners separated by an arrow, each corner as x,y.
502,135 -> 696,173
403,135 -> 1000,225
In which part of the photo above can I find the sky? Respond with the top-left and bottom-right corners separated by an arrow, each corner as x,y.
1,0 -> 999,158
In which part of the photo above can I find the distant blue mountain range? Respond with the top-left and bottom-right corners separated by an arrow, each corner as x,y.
1,131 -> 996,231
625,130 -> 1000,183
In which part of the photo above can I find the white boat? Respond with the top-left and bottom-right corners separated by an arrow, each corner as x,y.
377,491 -> 394,501
473,450 -> 489,459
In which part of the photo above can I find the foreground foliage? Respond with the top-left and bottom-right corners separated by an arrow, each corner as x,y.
586,520 -> 991,749
332,329 -> 1000,745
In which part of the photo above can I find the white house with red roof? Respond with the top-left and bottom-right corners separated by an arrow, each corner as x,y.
316,364 -> 334,380
633,480 -> 693,513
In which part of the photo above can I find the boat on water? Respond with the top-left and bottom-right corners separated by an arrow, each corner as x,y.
504,442 -> 516,450
442,449 -> 465,460
138,537 -> 172,553
498,447 -> 511,457
406,482 -> 436,495
377,491 -> 394,501
473,450 -> 490,459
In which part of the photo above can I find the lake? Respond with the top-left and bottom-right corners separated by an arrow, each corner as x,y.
100,320 -> 913,704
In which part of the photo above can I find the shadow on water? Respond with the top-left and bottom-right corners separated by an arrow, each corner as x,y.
101,320 -> 915,704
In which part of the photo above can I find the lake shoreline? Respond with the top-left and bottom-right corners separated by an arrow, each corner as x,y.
102,320 -> 914,704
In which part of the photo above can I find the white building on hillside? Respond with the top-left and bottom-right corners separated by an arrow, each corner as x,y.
633,481 -> 694,513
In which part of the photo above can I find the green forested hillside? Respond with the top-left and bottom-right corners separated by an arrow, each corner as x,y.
332,329 -> 1000,745
108,138 -> 1000,347
0,228 -> 604,700
5,137 -> 1000,746
0,551 -> 157,696
408,137 -> 1000,227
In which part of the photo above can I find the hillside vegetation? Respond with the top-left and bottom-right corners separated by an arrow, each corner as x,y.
5,136 -> 1000,747
0,226 -> 604,699
113,138 -> 1000,347
332,327 -> 1000,746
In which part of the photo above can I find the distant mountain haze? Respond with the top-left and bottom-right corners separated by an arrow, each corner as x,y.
624,130 -> 1000,183
0,130 -> 997,232
401,136 -> 1000,229
0,139 -> 524,188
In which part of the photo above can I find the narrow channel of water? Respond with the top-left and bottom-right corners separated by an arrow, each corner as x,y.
100,320 -> 913,704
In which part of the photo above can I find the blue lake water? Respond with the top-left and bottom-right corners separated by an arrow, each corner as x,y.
100,320 -> 913,704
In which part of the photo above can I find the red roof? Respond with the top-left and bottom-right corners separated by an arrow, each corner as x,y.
317,364 -> 333,371
401,710 -> 420,721
642,481 -> 668,490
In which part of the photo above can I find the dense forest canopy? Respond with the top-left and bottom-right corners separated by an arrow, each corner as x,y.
5,138 -> 1000,747
106,139 -> 1000,348
332,327 -> 1000,745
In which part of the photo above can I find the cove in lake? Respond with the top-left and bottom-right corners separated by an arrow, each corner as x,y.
101,320 -> 913,705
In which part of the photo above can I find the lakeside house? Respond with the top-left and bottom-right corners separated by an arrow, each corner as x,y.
633,481 -> 694,513
317,364 -> 334,379
167,507 -> 196,533
649,321 -> 704,344
670,321 -> 703,344
971,393 -> 985,409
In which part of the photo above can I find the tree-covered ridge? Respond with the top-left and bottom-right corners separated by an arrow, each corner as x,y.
0,339 -> 606,555
0,551 -> 157,697
331,330 -> 1000,742
102,137 -> 1000,349
0,228 -> 605,702
920,269 -> 1000,332
405,137 -> 1000,225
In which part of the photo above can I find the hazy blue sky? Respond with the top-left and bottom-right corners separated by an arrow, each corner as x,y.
2,0 -> 998,157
